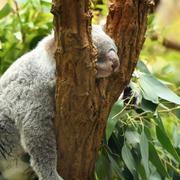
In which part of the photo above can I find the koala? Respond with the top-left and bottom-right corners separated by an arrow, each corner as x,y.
0,25 -> 119,180
92,25 -> 119,77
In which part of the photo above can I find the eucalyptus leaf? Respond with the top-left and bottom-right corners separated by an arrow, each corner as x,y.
41,0 -> 52,6
137,60 -> 151,74
95,152 -> 110,180
140,130 -> 150,179
136,162 -> 147,180
175,109 -> 180,119
149,142 -> 169,177
122,143 -> 136,177
173,126 -> 180,148
141,98 -> 158,112
139,75 -> 159,104
0,3 -> 12,19
125,130 -> 140,147
156,126 -> 180,163
154,115 -> 166,132
140,74 -> 180,105
107,154 -> 124,179
106,100 -> 123,141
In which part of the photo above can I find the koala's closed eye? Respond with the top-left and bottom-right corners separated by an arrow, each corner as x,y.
92,25 -> 120,78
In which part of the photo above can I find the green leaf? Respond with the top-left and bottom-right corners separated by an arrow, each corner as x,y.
139,74 -> 159,104
95,152 -> 110,180
136,162 -> 147,180
156,126 -> 180,163
175,109 -> 180,119
106,100 -> 123,141
0,40 -> 2,49
139,74 -> 180,105
140,130 -> 150,179
107,154 -> 124,179
125,130 -> 140,147
137,60 -> 151,74
0,3 -> 12,19
149,142 -> 169,177
154,115 -> 166,132
41,0 -> 52,6
141,98 -> 158,112
173,126 -> 180,148
122,143 -> 136,177
147,14 -> 155,27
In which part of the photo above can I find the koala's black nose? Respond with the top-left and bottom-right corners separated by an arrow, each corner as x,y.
112,61 -> 119,71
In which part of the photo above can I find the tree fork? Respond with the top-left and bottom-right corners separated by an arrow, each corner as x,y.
51,0 -> 150,179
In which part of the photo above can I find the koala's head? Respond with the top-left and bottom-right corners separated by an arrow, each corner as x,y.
92,25 -> 120,78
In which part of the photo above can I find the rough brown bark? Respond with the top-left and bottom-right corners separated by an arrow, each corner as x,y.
51,0 -> 149,180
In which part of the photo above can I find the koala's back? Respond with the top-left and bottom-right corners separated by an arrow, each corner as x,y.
0,35 -> 56,151
0,36 -> 56,179
0,36 -> 56,123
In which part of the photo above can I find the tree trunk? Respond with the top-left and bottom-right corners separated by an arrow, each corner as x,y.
51,0 -> 149,179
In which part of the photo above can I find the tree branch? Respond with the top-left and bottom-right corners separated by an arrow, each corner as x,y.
52,0 -> 149,179
151,34 -> 180,51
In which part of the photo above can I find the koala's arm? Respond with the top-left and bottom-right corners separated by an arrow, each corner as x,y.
20,99 -> 60,180
14,73 -> 62,180
0,39 -> 63,180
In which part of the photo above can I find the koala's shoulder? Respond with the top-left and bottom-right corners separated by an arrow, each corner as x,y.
0,35 -> 55,90
0,51 -> 36,87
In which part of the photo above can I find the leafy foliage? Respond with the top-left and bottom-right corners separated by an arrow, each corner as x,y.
95,60 -> 180,180
95,12 -> 180,180
0,0 -> 52,74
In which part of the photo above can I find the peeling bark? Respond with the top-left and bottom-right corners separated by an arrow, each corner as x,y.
105,0 -> 148,98
51,0 -> 149,179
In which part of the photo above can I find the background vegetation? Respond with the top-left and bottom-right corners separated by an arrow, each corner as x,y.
0,0 -> 180,179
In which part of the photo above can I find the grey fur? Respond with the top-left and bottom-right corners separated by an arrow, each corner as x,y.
0,25 -> 119,180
